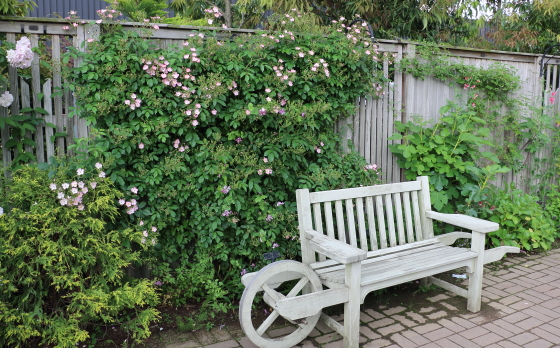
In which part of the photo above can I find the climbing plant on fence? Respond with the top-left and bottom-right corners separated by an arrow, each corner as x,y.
67,14 -> 384,305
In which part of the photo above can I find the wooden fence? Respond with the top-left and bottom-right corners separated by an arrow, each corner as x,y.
1,17 -> 559,193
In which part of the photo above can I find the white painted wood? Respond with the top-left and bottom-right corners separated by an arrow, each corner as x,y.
320,313 -> 344,336
426,211 -> 499,233
306,230 -> 367,264
467,232 -> 485,312
355,198 -> 368,251
324,201 -> 335,239
427,276 -> 468,298
418,176 -> 434,239
239,260 -> 322,348
308,181 -> 421,203
241,270 -> 306,288
411,190 -> 423,241
346,199 -> 358,248
335,200 -> 346,243
376,195 -> 387,249
296,189 -> 316,265
344,262 -> 361,348
402,191 -> 415,243
311,240 -> 442,272
393,193 -> 406,245
385,194 -> 397,247
313,203 -> 326,262
484,246 -> 520,264
275,287 -> 349,320
365,196 -> 378,250
316,244 -> 450,278
436,232 -> 473,246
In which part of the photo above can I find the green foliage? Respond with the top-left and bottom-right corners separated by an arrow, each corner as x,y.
459,184 -> 558,251
389,102 -> 498,212
0,164 -> 160,348
106,0 -> 169,22
0,0 -> 36,16
399,45 -> 521,103
68,22 -> 382,304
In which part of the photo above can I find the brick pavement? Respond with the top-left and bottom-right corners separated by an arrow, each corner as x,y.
156,248 -> 560,348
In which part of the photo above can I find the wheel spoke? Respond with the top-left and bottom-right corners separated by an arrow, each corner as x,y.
262,283 -> 285,303
256,309 -> 280,336
287,277 -> 309,298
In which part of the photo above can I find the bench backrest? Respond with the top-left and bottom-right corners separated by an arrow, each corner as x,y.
296,176 -> 434,264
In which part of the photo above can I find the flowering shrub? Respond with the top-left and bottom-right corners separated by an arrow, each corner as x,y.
68,17 -> 382,303
6,36 -> 33,69
0,164 -> 160,347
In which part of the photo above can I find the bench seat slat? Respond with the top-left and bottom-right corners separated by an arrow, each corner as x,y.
310,238 -> 441,270
317,244 -> 449,278
321,246 -> 476,284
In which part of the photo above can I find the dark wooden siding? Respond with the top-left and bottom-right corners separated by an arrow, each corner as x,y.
27,0 -> 174,20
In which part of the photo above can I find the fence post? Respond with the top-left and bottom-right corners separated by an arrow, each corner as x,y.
403,43 -> 416,124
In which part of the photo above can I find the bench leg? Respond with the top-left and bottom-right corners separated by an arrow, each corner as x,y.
467,231 -> 485,312
343,262 -> 361,348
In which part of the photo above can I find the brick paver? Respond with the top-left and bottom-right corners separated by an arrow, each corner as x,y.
160,248 -> 560,348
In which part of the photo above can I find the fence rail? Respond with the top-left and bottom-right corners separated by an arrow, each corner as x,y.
1,17 -> 559,193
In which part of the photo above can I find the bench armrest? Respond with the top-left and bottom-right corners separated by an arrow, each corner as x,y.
426,211 -> 499,233
304,229 -> 367,264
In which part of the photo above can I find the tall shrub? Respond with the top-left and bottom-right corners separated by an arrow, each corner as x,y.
68,16 -> 384,303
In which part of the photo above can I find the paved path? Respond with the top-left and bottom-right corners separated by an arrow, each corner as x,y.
159,248 -> 560,348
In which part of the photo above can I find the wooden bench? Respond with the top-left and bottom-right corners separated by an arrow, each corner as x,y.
239,176 -> 519,348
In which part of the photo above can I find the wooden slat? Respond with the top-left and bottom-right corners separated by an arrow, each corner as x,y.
382,58 -> 390,183
411,190 -> 423,241
324,247 -> 475,284
346,199 -> 358,248
309,181 -> 421,203
30,34 -> 44,163
0,88 -> 10,168
318,244 -> 455,279
375,195 -> 387,249
313,203 -> 326,262
393,193 -> 406,245
311,238 -> 442,271
334,200 -> 346,243
365,196 -> 378,250
384,194 -> 397,247
365,97 -> 372,163
7,33 -> 19,162
418,176 -> 434,239
64,80 -> 74,156
402,191 -> 415,243
355,198 -> 368,251
51,35 -> 65,157
43,79 -> 54,161
20,79 -> 33,155
324,201 -> 335,239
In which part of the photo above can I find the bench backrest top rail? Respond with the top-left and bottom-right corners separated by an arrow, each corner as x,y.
307,181 -> 422,204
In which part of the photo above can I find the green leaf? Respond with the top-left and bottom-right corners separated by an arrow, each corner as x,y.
34,107 -> 50,115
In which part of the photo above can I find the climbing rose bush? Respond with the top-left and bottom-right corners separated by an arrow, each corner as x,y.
6,36 -> 33,69
68,15 -> 385,304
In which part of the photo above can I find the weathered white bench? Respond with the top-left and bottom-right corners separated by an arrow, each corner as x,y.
240,176 -> 519,348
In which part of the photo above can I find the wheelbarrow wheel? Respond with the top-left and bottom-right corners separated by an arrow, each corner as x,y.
239,260 -> 323,348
